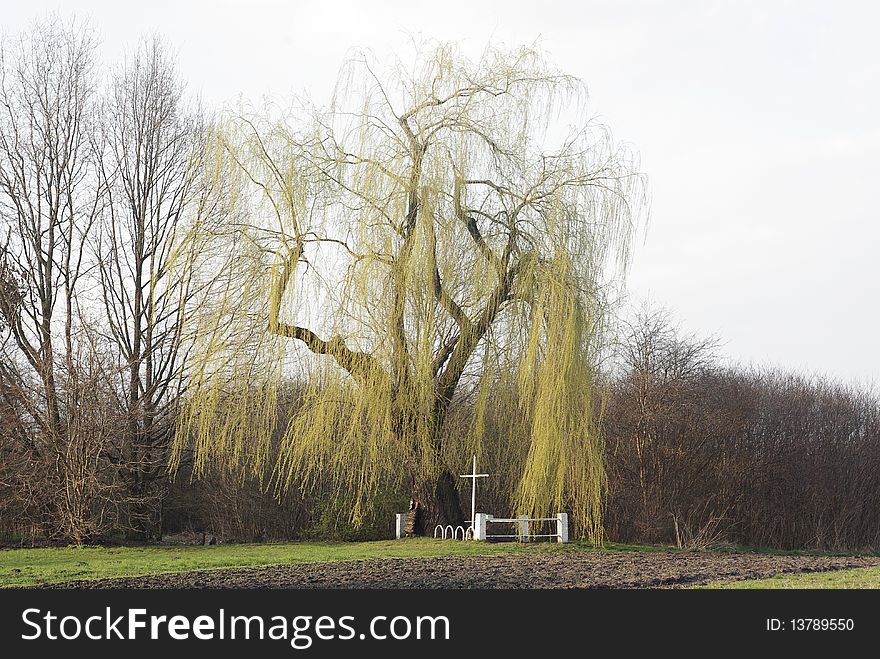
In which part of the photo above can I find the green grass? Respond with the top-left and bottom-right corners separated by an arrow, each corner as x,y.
706,566 -> 880,589
0,538 -> 616,588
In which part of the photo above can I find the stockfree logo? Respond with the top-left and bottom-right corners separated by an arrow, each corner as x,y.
21,608 -> 450,649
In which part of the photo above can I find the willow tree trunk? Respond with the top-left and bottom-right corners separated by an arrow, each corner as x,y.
410,468 -> 465,535
403,407 -> 465,534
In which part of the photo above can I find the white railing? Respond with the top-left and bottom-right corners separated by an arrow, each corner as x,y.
395,512 -> 568,543
474,513 -> 569,543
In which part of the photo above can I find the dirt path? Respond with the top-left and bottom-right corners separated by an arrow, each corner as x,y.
50,550 -> 880,589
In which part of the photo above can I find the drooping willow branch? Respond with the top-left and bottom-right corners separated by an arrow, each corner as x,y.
267,244 -> 386,384
174,42 -> 647,542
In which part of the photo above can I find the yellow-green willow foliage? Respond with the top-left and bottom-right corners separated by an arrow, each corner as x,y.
173,42 -> 646,542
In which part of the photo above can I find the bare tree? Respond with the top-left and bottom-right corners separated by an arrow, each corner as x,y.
604,305 -> 719,541
0,18 -> 114,542
97,37 -> 218,539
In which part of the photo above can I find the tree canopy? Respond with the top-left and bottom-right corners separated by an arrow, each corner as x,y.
173,43 -> 646,541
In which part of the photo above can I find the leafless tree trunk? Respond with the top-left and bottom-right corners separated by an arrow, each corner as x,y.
0,18 -> 109,543
97,37 -> 213,540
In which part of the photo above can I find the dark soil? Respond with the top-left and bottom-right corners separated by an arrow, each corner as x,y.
50,550 -> 880,589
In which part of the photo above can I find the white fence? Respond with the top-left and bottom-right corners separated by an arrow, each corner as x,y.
474,513 -> 568,543
396,512 -> 568,543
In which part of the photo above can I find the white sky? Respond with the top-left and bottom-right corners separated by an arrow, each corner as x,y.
3,0 -> 878,385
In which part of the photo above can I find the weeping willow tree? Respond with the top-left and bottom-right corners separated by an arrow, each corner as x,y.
173,43 -> 645,542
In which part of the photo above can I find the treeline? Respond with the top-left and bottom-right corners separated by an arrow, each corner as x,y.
2,20 -> 878,551
0,19 -> 222,543
441,307 -> 880,552
12,292 -> 878,551
602,308 -> 880,551
174,309 -> 880,551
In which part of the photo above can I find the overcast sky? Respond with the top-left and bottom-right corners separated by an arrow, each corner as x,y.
3,0 -> 878,385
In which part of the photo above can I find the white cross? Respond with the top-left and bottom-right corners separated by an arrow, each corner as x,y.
459,453 -> 489,527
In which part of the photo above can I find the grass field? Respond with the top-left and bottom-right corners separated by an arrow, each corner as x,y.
0,538 -> 588,588
707,566 -> 880,589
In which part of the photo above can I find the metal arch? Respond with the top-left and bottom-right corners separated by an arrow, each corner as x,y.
432,524 -> 470,540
